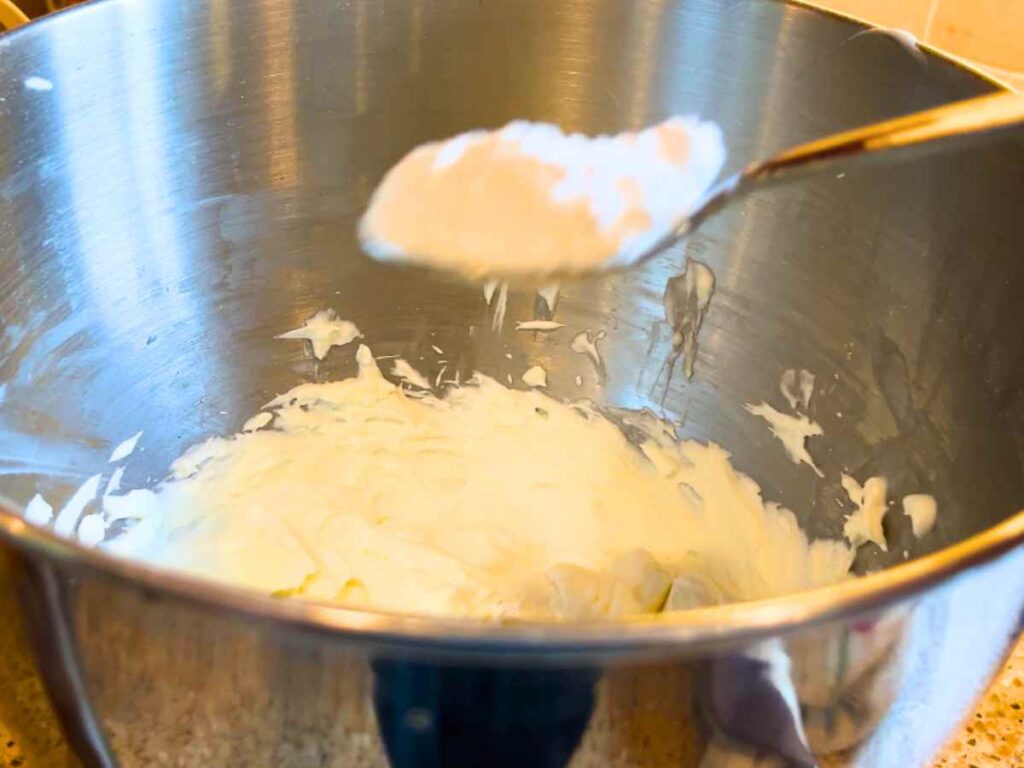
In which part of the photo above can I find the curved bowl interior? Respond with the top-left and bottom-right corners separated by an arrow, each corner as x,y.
2,2 -> 1024,767
0,0 -> 1021,600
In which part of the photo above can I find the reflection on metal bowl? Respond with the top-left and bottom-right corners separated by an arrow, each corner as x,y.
0,0 -> 1022,766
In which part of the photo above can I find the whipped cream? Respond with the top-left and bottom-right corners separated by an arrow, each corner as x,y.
24,493 -> 53,526
391,358 -> 432,390
241,412 -> 273,433
842,474 -> 889,550
903,494 -> 938,538
745,401 -> 824,477
108,431 -> 142,463
277,309 -> 362,360
359,117 -> 726,277
95,346 -> 853,620
515,320 -> 564,332
521,365 -> 548,388
53,474 -> 101,538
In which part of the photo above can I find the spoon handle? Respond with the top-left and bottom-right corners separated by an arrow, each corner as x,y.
669,91 -> 1024,247
751,90 -> 1024,182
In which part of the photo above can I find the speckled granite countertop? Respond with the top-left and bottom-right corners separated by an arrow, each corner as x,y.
936,635 -> 1024,767
4,634 -> 1022,767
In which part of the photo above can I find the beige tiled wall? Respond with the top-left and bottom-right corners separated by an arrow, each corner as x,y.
928,0 -> 1024,74
810,0 -> 1024,89
809,0 -> 934,35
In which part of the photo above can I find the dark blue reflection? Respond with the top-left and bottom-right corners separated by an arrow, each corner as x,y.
373,658 -> 598,768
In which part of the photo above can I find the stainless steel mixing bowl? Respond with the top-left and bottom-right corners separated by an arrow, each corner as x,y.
1,0 -> 1023,765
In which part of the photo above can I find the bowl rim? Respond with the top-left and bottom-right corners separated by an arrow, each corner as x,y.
787,0 -> 1019,94
0,0 -> 1021,657
2,497 -> 1022,655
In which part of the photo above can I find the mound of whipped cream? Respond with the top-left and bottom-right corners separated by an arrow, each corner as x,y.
359,117 -> 726,277
84,343 -> 854,620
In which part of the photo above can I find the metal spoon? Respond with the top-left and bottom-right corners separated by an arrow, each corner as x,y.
628,90 -> 1024,272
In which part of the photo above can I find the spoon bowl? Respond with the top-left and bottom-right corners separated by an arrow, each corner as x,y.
362,91 -> 1024,280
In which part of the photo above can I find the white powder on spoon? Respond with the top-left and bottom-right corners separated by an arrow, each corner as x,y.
359,117 -> 726,277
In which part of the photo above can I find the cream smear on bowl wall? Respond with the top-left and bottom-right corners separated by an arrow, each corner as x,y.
18,310 -> 936,622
